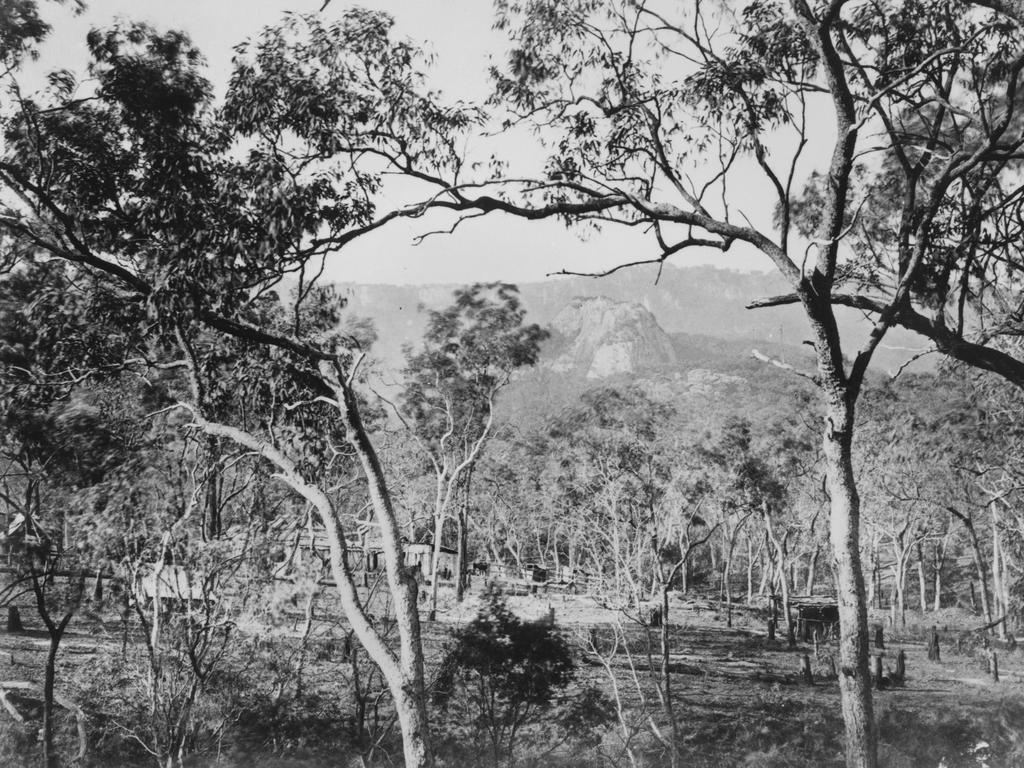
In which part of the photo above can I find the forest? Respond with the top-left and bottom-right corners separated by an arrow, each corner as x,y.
2,1 -> 1024,767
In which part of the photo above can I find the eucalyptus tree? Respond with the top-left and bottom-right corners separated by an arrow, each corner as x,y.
545,385 -> 709,768
436,6 -> 1024,765
0,260 -> 149,767
401,283 -> 546,607
697,418 -> 791,627
0,12 -> 489,765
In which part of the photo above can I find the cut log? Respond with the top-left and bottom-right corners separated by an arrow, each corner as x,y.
0,681 -> 34,690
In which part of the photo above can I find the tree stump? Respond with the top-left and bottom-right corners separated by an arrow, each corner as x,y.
874,654 -> 885,690
988,649 -> 999,683
801,653 -> 813,685
767,618 -> 776,641
873,623 -> 885,650
5,607 -> 22,633
927,627 -> 941,661
787,620 -> 796,648
895,649 -> 906,685
649,606 -> 662,628
1006,633 -> 1017,653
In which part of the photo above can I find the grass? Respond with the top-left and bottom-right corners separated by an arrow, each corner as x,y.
0,593 -> 1022,767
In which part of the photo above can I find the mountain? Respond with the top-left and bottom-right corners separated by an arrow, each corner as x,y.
546,296 -> 679,379
495,296 -> 815,432
337,263 -> 930,378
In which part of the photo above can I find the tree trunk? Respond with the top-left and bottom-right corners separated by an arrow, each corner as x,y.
932,540 -> 944,612
866,539 -> 875,609
758,543 -> 770,597
953,510 -> 992,625
746,537 -> 756,605
41,615 -> 70,768
764,513 -> 792,646
873,555 -> 882,610
196,368 -> 436,768
334,376 -> 434,768
822,399 -> 877,768
455,507 -> 468,602
892,557 -> 906,627
42,630 -> 61,768
724,549 -> 734,628
991,503 -> 1007,639
659,582 -> 679,768
916,543 -> 928,614
203,435 -> 222,539
805,545 -> 820,595
972,530 -> 993,626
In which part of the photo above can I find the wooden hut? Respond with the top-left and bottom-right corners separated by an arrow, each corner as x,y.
791,595 -> 839,641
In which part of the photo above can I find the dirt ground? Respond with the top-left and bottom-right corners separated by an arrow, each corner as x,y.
1,590 -> 1022,767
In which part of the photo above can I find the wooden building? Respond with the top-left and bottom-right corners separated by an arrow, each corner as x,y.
791,595 -> 840,641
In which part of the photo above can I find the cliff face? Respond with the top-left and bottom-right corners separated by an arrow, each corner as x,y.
547,296 -> 678,379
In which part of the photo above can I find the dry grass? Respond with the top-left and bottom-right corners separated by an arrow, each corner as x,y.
0,593 -> 1022,767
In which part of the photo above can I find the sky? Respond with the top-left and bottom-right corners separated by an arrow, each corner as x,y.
30,0 -> 795,286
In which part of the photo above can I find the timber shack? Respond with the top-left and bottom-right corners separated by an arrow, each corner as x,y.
772,595 -> 840,641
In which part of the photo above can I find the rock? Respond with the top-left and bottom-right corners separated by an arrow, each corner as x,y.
548,296 -> 678,379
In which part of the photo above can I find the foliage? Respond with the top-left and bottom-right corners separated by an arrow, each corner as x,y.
403,283 -> 547,445
434,589 -> 610,767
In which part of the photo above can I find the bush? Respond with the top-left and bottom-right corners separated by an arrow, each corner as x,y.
434,588 -> 611,767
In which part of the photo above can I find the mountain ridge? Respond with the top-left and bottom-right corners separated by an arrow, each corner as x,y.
337,263 -> 928,377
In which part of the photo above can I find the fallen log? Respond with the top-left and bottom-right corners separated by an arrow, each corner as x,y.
0,680 -> 88,761
0,688 -> 25,723
972,615 -> 1006,633
55,692 -> 88,763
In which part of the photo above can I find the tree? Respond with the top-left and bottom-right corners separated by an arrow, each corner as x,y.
765,1 -> 1024,393
433,588 -> 610,768
0,260 -> 146,767
698,418 -> 790,629
0,13 -> 490,765
541,385 -> 713,768
402,282 -> 546,609
419,5 -> 1024,764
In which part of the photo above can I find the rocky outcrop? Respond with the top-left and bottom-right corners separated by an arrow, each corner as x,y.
548,296 -> 678,379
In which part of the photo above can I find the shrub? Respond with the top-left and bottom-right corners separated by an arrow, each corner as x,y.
434,589 -> 611,767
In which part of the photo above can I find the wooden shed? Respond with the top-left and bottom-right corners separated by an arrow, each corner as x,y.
791,596 -> 840,641
404,542 -> 457,582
